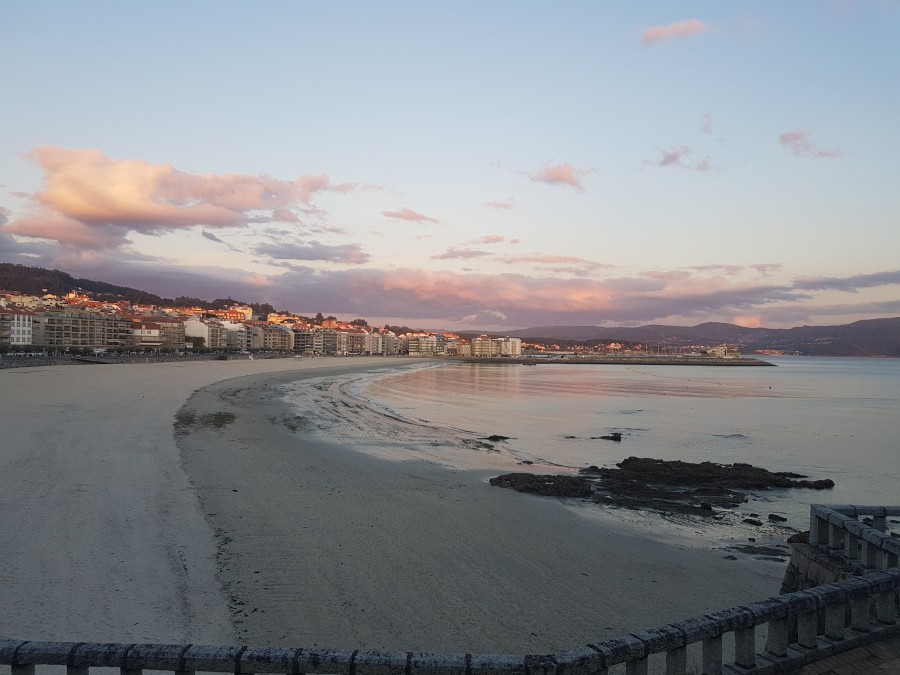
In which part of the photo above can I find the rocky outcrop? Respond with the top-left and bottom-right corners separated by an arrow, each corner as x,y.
488,473 -> 593,498
490,456 -> 834,517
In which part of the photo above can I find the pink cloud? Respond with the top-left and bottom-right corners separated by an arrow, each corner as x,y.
779,130 -> 841,158
500,254 -> 610,271
431,247 -> 491,260
3,147 -> 356,249
529,163 -> 588,191
652,146 -> 711,171
685,264 -> 744,275
474,234 -> 506,245
381,207 -> 440,224
484,199 -> 516,210
641,19 -> 709,46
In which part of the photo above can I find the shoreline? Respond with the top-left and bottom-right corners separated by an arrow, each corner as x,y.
0,356 -> 406,645
177,365 -> 784,653
1,356 -> 785,655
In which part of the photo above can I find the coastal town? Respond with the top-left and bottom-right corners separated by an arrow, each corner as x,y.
0,287 -> 744,360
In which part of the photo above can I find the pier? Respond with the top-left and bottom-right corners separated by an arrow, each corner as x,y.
3,504 -> 897,675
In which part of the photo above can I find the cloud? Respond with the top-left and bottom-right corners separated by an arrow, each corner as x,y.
651,146 -> 711,171
500,254 -> 610,271
431,247 -> 491,260
751,263 -> 782,276
701,113 -> 713,135
779,130 -> 841,158
685,264 -> 743,275
201,230 -> 226,244
0,206 -> 8,227
473,234 -> 507,245
2,146 -> 357,249
793,270 -> 900,292
459,309 -> 509,325
529,163 -> 589,191
381,207 -> 440,224
23,253 -> 880,329
641,19 -> 709,46
256,240 -> 370,265
484,199 -> 516,210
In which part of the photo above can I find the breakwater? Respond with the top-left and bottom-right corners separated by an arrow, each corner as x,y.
461,356 -> 775,366
3,504 -> 896,675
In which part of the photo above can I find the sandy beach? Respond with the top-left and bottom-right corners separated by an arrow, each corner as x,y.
1,357 -> 783,654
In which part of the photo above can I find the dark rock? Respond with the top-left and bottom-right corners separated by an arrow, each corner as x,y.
591,432 -> 622,442
495,456 -> 834,521
485,435 -> 511,442
489,473 -> 593,498
564,435 -> 577,439
519,460 -> 533,465
787,530 -> 809,544
603,457 -> 834,491
748,537 -> 756,542
722,555 -> 738,560
768,513 -> 788,522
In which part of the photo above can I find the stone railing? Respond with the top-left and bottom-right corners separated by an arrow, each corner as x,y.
3,505 -> 898,675
809,504 -> 900,571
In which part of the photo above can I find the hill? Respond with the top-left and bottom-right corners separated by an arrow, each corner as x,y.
0,263 -> 276,317
510,319 -> 900,357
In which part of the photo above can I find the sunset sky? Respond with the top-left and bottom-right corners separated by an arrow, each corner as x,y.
2,2 -> 899,330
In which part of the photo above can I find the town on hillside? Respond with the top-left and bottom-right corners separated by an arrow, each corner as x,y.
0,288 -> 738,360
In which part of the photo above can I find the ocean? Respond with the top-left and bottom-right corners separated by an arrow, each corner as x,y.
279,356 -> 899,543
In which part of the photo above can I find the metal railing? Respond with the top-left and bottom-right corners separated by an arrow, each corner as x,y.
4,505 -> 898,675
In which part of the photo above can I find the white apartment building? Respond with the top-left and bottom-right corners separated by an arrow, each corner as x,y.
470,335 -> 522,357
184,317 -> 228,349
0,307 -> 34,347
219,320 -> 252,351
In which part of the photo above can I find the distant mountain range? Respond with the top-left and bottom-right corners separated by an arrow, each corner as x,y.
508,319 -> 900,357
2,262 -> 899,357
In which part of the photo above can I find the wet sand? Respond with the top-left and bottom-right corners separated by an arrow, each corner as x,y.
1,356 -> 783,654
177,367 -> 784,653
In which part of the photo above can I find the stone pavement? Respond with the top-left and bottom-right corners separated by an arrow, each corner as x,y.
792,633 -> 900,674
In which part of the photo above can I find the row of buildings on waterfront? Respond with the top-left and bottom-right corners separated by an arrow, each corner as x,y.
0,291 -> 522,358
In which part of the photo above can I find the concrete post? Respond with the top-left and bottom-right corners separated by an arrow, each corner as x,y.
845,532 -> 859,560
828,523 -> 844,550
866,541 -> 879,568
734,627 -> 755,669
876,589 -> 897,624
701,635 -> 722,675
797,610 -> 818,649
765,616 -> 788,657
824,602 -> 845,640
664,646 -> 686,675
873,515 -> 887,532
625,658 -> 647,675
851,595 -> 870,631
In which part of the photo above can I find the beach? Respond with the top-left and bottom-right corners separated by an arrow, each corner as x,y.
1,357 -> 783,654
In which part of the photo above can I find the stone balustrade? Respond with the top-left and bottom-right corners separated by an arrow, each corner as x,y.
3,505 -> 898,675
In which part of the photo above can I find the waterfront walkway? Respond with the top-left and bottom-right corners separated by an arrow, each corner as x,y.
792,633 -> 900,674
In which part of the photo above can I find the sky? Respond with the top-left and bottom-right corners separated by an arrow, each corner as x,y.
1,1 -> 899,331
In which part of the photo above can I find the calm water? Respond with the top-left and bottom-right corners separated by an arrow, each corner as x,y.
282,357 -> 899,532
